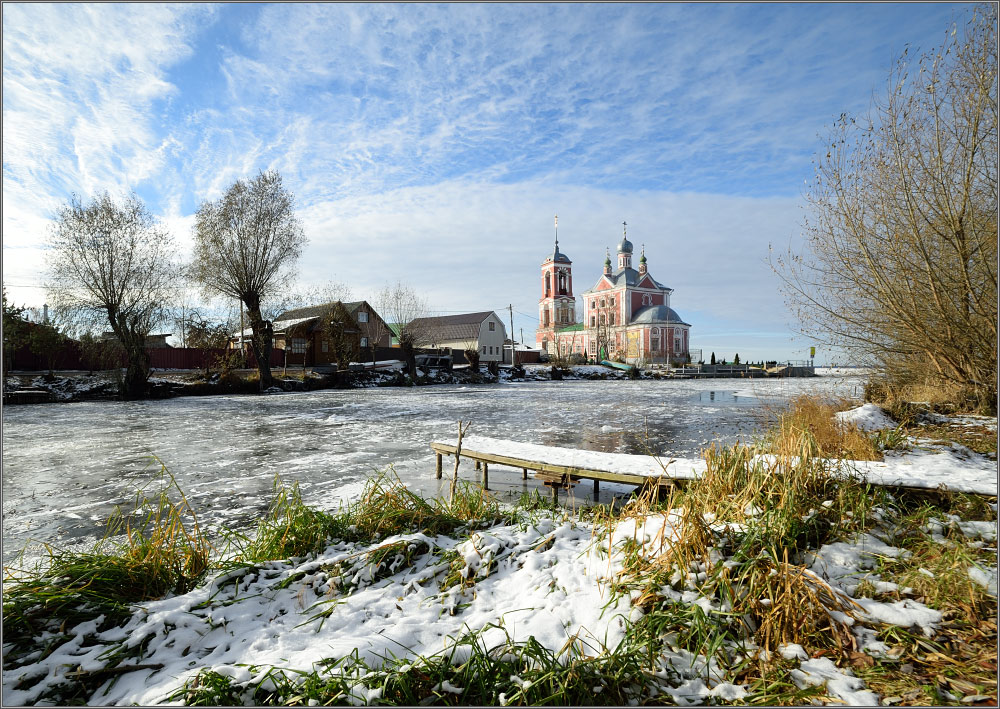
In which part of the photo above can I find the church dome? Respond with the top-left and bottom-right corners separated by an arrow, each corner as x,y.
630,305 -> 688,325
551,242 -> 571,263
617,236 -> 633,254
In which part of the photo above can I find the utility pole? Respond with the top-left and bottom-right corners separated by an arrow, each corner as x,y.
508,304 -> 516,367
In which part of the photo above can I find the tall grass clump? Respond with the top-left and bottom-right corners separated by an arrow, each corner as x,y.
239,469 -> 508,563
3,462 -> 210,663
608,431 -> 888,656
766,395 -> 883,460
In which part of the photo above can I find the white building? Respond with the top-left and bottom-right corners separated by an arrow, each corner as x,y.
409,311 -> 508,362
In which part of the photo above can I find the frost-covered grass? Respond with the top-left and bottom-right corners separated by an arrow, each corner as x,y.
3,410 -> 997,706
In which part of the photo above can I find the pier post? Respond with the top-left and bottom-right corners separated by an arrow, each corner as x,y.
522,468 -> 528,480
476,460 -> 482,470
593,478 -> 599,499
435,453 -> 442,479
551,483 -> 559,505
482,462 -> 489,490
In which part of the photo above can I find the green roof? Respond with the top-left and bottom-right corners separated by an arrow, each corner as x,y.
556,323 -> 584,332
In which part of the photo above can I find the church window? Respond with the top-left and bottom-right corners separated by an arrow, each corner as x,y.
610,313 -> 615,325
543,310 -> 550,327
651,330 -> 659,351
591,299 -> 596,308
610,296 -> 615,306
589,341 -> 596,355
357,311 -> 368,323
590,315 -> 595,326
545,273 -> 551,296
600,298 -> 605,308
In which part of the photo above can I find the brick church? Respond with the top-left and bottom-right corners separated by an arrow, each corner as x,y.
535,221 -> 691,365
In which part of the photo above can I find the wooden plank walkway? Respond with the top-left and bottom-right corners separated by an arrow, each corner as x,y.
430,440 -> 681,503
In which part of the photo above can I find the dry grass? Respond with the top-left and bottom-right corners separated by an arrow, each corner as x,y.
767,395 -> 883,460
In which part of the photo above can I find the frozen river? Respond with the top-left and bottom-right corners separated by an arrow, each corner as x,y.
2,374 -> 864,565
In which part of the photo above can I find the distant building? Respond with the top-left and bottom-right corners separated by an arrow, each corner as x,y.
232,301 -> 391,367
535,223 -> 691,365
408,312 -> 508,363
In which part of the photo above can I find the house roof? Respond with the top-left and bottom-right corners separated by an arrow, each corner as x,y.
275,301 -> 362,322
408,311 -> 498,343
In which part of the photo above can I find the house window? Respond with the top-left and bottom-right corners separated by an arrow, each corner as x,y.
489,321 -> 495,331
321,340 -> 329,353
291,338 -> 306,354
357,311 -> 368,323
482,346 -> 486,354
360,337 -> 369,348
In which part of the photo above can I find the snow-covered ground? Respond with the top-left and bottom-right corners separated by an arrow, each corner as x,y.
4,492 -> 992,706
2,376 -> 865,566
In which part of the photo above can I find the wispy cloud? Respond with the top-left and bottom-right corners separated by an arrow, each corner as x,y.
2,2 -> 967,357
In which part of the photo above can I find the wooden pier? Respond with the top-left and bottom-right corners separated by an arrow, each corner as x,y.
430,439 -> 681,503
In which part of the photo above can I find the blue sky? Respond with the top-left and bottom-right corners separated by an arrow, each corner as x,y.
2,3 -> 970,362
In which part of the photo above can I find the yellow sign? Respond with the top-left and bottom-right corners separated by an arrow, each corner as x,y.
810,346 -> 816,357
627,332 -> 639,358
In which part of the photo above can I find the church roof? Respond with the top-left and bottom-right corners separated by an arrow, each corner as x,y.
546,242 -> 571,264
583,267 -> 670,292
630,305 -> 689,326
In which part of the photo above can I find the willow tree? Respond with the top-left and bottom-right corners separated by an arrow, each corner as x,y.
776,5 -> 997,410
47,193 -> 176,398
192,171 -> 306,391
375,282 -> 429,378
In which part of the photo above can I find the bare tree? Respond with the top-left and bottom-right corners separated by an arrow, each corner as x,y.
191,170 -> 306,391
775,5 -> 997,410
375,282 -> 429,377
47,193 -> 177,398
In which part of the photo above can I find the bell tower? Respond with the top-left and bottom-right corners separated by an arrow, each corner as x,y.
536,216 -> 575,353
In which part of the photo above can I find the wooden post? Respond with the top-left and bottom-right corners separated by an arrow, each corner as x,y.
593,478 -> 599,499
551,483 -> 559,505
482,462 -> 489,490
436,453 -> 443,479
522,468 -> 528,480
476,460 -> 482,470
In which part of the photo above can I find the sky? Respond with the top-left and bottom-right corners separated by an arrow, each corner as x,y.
1,2 -> 971,363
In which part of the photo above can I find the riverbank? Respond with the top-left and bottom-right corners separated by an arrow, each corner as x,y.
2,361 -> 827,405
1,364 -> 637,404
3,401 -> 996,706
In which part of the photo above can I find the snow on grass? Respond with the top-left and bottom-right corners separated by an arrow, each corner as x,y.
444,434 -> 998,496
836,403 -> 898,431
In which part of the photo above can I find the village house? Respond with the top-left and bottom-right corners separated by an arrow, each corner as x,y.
535,223 -> 693,365
408,312 -> 508,363
234,301 -> 392,367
